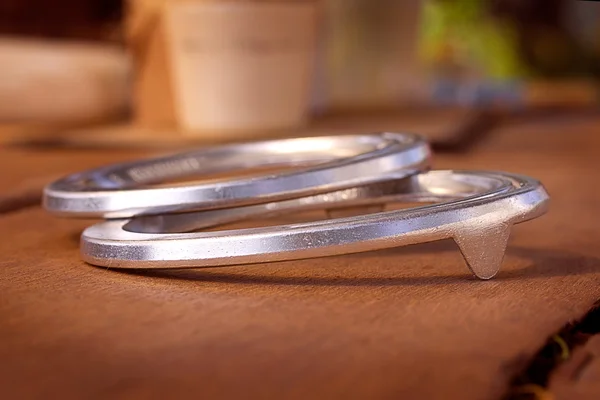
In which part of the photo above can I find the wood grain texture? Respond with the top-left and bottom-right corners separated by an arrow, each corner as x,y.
1,115 -> 600,399
0,146 -> 153,213
0,146 -> 155,189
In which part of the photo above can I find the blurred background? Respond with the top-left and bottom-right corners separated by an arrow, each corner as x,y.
0,0 -> 598,148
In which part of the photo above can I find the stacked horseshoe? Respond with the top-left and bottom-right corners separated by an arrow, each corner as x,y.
43,133 -> 549,280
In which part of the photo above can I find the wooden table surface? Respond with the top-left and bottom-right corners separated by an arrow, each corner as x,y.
1,115 -> 600,399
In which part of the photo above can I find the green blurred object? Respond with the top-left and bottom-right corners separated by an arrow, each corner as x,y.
420,0 -> 600,80
419,0 -> 528,80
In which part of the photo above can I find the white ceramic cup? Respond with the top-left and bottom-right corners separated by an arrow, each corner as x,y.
164,1 -> 318,137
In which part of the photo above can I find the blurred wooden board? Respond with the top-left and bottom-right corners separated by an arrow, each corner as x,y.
1,116 -> 600,399
551,335 -> 600,400
0,107 -> 485,149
